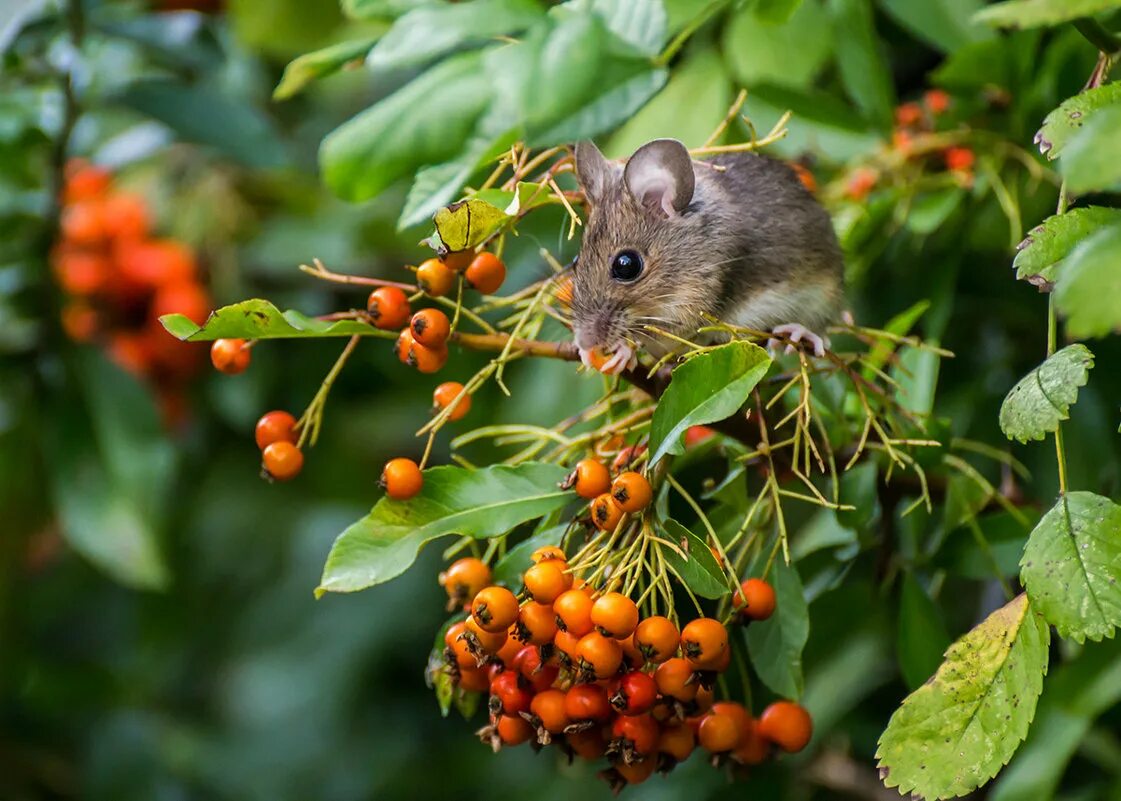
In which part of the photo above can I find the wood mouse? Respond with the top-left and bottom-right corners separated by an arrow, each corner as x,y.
571,138 -> 844,374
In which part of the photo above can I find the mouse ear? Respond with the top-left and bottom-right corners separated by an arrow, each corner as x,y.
574,140 -> 613,204
623,139 -> 696,217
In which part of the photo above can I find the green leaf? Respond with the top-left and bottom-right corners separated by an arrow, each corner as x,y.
317,463 -> 570,594
343,0 -> 441,19
432,197 -> 512,252
114,80 -> 288,168
1035,82 -> 1121,161
943,472 -> 994,532
1021,491 -> 1121,643
975,0 -> 1121,28
999,344 -> 1094,443
581,0 -> 668,57
273,37 -> 381,100
897,572 -> 952,689
648,342 -> 771,466
320,51 -> 491,202
755,0 -> 806,23
492,524 -> 566,587
659,519 -> 729,599
722,0 -> 832,90
1014,207 -> 1121,291
877,594 -> 1050,801
533,68 -> 667,146
828,0 -> 896,128
837,461 -> 880,533
894,345 -> 941,416
1055,224 -> 1121,339
367,0 -> 543,72
862,299 -> 929,381
745,558 -> 809,699
160,299 -> 381,342
877,0 -> 991,54
1061,106 -> 1121,194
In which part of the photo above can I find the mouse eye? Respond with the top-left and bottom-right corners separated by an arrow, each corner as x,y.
610,250 -> 643,283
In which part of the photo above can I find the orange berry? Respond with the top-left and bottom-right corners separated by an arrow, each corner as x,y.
118,239 -> 195,288
471,585 -> 519,633
844,167 -> 878,201
53,249 -> 108,295
464,615 -> 507,653
591,592 -> 639,639
514,600 -> 559,646
102,192 -> 150,241
410,307 -> 450,348
553,628 -> 582,665
150,280 -> 210,326
496,713 -> 534,746
614,757 -> 656,785
633,615 -> 679,663
684,425 -> 716,447
530,688 -> 570,734
566,727 -> 607,760
611,712 -> 659,755
553,588 -> 594,637
945,146 -> 975,172
731,717 -> 770,765
416,258 -> 456,297
654,657 -> 697,702
366,286 -> 411,330
894,101 -> 923,128
566,458 -> 611,499
442,249 -> 474,272
892,128 -> 915,155
610,443 -> 646,473
589,493 -> 623,531
736,577 -> 777,621
255,410 -> 298,450
694,684 -> 715,713
610,471 -> 652,514
924,88 -> 951,115
576,631 -> 623,679
712,701 -> 752,745
108,332 -> 153,375
680,618 -> 728,669
60,301 -> 99,342
262,441 -> 303,481
380,457 -> 423,500
758,701 -> 813,753
585,347 -> 611,372
457,665 -> 490,693
439,557 -> 492,607
395,329 -> 448,374
464,252 -> 506,295
432,381 -> 470,421
564,683 -> 612,722
658,723 -> 696,762
523,560 -> 571,604
531,545 -> 567,563
698,712 -> 740,753
210,338 -> 250,374
63,159 -> 111,203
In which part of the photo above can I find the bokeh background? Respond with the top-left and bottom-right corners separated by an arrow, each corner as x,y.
3,1 -> 1121,799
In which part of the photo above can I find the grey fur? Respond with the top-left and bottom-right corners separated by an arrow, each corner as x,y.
571,139 -> 844,356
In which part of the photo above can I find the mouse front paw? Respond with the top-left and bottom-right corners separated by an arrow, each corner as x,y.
579,344 -> 638,375
767,323 -> 829,358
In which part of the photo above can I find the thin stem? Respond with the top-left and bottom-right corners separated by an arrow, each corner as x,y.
1050,183 -> 1070,495
296,335 -> 361,448
1073,18 -> 1121,56
655,0 -> 730,66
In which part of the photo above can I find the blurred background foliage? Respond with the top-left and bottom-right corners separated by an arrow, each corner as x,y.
1,0 -> 1120,799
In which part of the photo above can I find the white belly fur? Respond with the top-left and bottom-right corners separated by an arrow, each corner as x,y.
725,279 -> 837,332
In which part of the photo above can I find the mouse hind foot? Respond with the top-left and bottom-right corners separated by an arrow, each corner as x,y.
767,323 -> 828,358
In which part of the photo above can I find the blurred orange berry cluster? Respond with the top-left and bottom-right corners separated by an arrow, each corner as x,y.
54,159 -> 212,420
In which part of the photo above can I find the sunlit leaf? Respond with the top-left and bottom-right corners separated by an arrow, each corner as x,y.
999,344 -> 1094,443
1054,225 -> 1121,339
975,0 -> 1121,29
659,518 -> 729,599
648,341 -> 771,466
723,0 -> 832,90
432,197 -> 512,252
1021,491 -> 1121,643
1060,106 -> 1121,194
877,594 -> 1050,800
317,463 -> 570,594
1014,207 -> 1121,291
1034,82 -> 1121,160
534,68 -> 667,146
580,0 -> 668,57
745,558 -> 809,699
160,299 -> 382,342
755,0 -> 806,22
273,37 -> 380,100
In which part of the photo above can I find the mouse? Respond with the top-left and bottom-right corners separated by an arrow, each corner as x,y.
570,138 -> 845,374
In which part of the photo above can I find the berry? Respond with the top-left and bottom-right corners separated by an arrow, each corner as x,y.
262,441 -> 303,481
894,101 -> 924,128
790,162 -> 817,194
684,425 -> 716,447
63,160 -> 111,203
613,758 -> 656,785
531,545 -> 567,563
366,286 -> 411,330
576,631 -> 623,679
446,623 -> 476,668
945,146 -> 975,172
758,701 -> 813,753
590,493 -> 624,531
457,665 -> 490,693
566,728 -> 607,760
380,457 -> 423,500
924,88 -> 951,114
61,201 -> 106,245
611,671 -> 658,716
698,712 -> 740,753
489,670 -> 532,716
464,615 -> 507,653
442,250 -> 474,272
410,307 -> 451,348
736,577 -> 776,621
416,258 -> 456,297
432,381 -> 470,421
255,410 -> 298,450
731,719 -> 770,765
210,338 -> 250,374
680,618 -> 728,669
514,601 -> 558,646
553,629 -> 582,666
711,701 -> 751,745
566,458 -> 611,499
439,557 -> 492,607
119,239 -> 196,288
471,585 -> 519,633
844,167 -> 878,201
611,471 -> 652,514
494,635 -> 523,668
464,252 -> 506,295
654,657 -> 698,702
530,688 -> 570,734
564,683 -> 612,722
395,329 -> 448,374
611,713 -> 659,756
102,192 -> 150,241
610,443 -> 646,473
658,723 -> 696,763
591,592 -> 639,639
553,588 -> 594,637
633,615 -> 679,663
53,248 -> 108,295
496,713 -> 535,746
523,560 -> 571,604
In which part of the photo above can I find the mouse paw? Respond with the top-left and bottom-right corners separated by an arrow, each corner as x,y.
767,323 -> 828,358
601,344 -> 638,375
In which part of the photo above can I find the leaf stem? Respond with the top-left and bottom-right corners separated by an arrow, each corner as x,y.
654,0 -> 729,67
1050,183 -> 1070,495
1073,18 -> 1121,56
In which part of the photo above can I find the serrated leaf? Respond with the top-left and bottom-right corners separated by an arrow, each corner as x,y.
318,463 -> 570,594
432,197 -> 512,252
1054,225 -> 1121,339
160,299 -> 381,342
975,0 -> 1121,29
1021,491 -> 1121,643
1034,82 -> 1121,161
648,341 -> 771,466
366,0 -> 543,72
877,594 -> 1050,801
1061,106 -> 1121,194
999,344 -> 1094,443
745,558 -> 809,699
1014,207 -> 1121,291
273,37 -> 381,100
659,519 -> 729,599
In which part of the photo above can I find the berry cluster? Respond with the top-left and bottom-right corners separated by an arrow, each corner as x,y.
434,545 -> 810,792
54,159 -> 210,420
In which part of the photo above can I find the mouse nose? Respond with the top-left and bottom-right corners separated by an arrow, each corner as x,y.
573,324 -> 599,351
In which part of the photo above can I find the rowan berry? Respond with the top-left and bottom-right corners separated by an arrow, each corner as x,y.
565,458 -> 611,499
262,441 -> 303,481
684,425 -> 717,447
613,758 -> 656,785
654,658 -> 697,703
395,329 -> 448,373
611,712 -> 659,756
590,493 -> 624,531
255,410 -> 298,451
523,560 -> 571,604
564,683 -> 613,722
380,457 -> 423,500
63,160 -> 111,203
410,307 -> 450,348
442,249 -> 474,272
611,670 -> 658,716
489,670 -> 532,716
553,588 -> 594,636
591,592 -> 639,639
758,701 -> 813,753
894,101 -> 923,128
610,471 -> 652,514
531,545 -> 566,563
366,286 -> 411,330
432,381 -> 470,421
439,557 -> 491,607
471,585 -> 519,633
576,631 -> 623,679
924,88 -> 951,114
210,338 -> 250,374
945,146 -> 975,172
514,601 -> 558,646
633,616 -> 679,663
566,728 -> 607,760
680,617 -> 728,669
698,712 -> 740,753
736,577 -> 776,621
530,688 -> 570,734
464,252 -> 506,295
416,258 -> 456,297
731,718 -> 770,765
496,713 -> 535,746
464,615 -> 507,654
457,665 -> 490,693
553,629 -> 582,666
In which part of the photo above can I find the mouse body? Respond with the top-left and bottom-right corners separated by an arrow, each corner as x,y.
571,138 -> 844,372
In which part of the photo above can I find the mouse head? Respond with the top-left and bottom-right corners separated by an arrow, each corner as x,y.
571,138 -> 716,359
